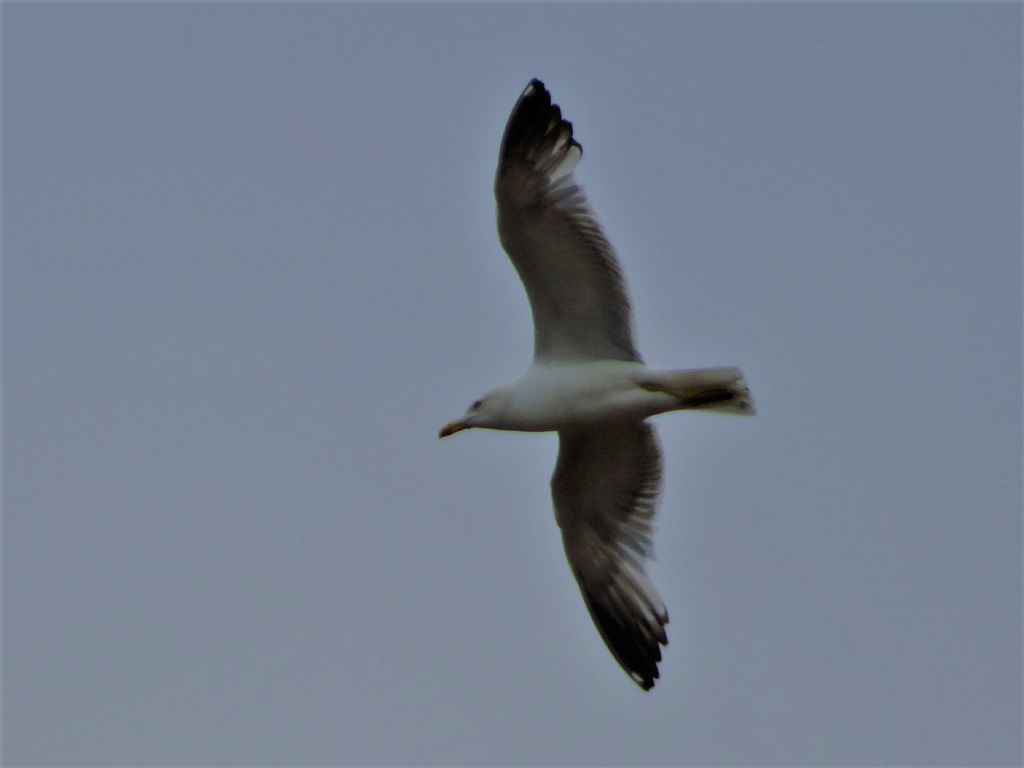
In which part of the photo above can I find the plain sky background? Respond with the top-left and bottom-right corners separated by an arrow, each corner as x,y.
3,3 -> 1020,765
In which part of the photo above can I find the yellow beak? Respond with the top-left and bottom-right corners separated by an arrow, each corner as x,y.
438,419 -> 470,438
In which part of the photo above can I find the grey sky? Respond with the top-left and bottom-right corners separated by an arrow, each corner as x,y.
3,3 -> 1020,765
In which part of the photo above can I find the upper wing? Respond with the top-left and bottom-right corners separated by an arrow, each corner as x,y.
552,423 -> 669,690
495,79 -> 641,363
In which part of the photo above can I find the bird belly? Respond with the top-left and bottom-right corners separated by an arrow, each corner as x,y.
502,363 -> 675,432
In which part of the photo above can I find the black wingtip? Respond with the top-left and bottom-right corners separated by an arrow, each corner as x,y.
501,80 -> 553,154
498,78 -> 582,170
581,587 -> 669,692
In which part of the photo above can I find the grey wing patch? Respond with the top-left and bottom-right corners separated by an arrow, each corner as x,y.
552,423 -> 669,690
495,79 -> 641,363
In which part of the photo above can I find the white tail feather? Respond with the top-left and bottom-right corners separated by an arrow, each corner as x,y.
639,367 -> 754,415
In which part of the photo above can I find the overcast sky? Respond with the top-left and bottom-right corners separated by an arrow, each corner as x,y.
4,3 -> 1020,765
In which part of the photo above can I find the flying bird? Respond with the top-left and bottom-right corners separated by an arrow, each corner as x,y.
439,79 -> 753,690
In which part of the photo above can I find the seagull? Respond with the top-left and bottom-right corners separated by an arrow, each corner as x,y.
439,79 -> 754,690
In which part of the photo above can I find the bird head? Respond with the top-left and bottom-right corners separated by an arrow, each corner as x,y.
438,390 -> 508,438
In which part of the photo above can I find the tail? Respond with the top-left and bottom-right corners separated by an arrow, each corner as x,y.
639,367 -> 754,415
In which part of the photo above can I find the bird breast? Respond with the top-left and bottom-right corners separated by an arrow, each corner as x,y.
499,361 -> 674,432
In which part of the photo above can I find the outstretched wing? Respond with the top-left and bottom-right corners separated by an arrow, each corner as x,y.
552,423 -> 669,690
495,79 -> 641,363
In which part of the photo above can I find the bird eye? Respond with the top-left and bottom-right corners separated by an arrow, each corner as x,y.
471,399 -> 483,410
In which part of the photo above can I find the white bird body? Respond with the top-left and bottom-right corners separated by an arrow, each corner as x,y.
439,79 -> 753,690
491,361 -> 662,432
484,361 -> 747,433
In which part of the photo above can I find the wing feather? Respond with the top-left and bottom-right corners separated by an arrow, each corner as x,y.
552,423 -> 669,690
495,79 -> 641,363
